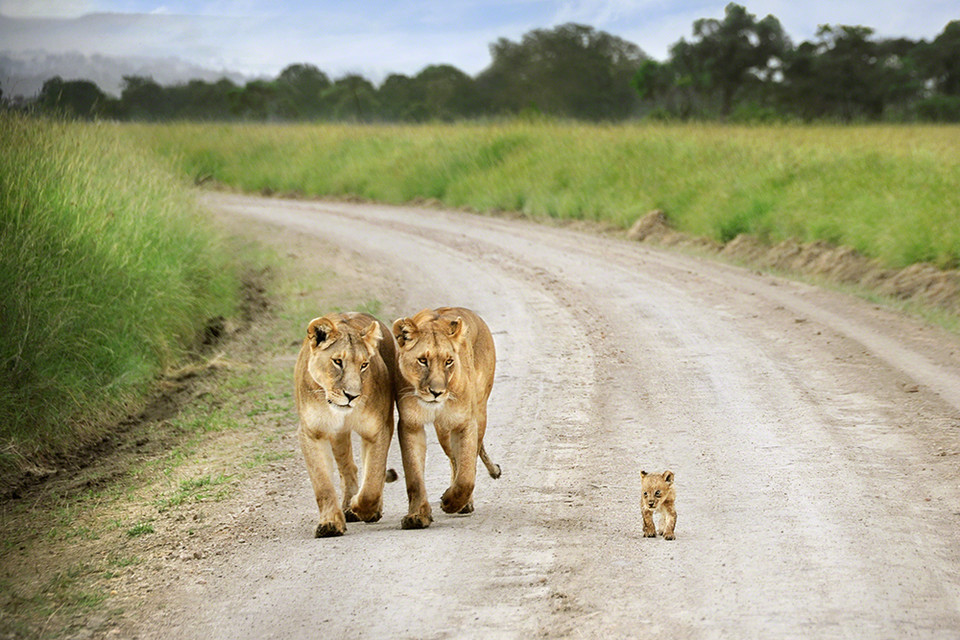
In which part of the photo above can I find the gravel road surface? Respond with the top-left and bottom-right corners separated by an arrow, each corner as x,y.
137,194 -> 960,639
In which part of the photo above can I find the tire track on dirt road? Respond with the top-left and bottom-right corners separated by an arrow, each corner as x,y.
139,194 -> 960,639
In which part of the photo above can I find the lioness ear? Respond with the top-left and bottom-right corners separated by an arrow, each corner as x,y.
306,317 -> 338,349
663,470 -> 674,484
448,316 -> 464,341
361,321 -> 382,351
392,317 -> 418,348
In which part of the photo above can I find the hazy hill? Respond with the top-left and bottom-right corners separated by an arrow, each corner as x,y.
0,51 -> 248,98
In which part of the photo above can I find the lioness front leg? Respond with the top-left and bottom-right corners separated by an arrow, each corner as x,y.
330,431 -> 360,522
348,425 -> 391,523
399,418 -> 432,529
440,422 -> 478,514
298,428 -> 346,537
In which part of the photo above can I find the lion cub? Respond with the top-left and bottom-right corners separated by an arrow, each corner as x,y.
294,312 -> 397,538
640,470 -> 676,540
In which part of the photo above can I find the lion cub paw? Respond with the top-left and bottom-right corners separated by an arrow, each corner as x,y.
662,531 -> 675,540
643,529 -> 657,538
400,513 -> 433,530
315,521 -> 346,538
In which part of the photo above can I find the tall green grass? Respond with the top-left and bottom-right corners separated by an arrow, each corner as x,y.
136,120 -> 960,270
0,114 -> 239,474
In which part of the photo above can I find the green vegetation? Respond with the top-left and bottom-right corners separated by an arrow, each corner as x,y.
138,120 -> 960,270
0,113 -> 240,478
12,11 -> 960,123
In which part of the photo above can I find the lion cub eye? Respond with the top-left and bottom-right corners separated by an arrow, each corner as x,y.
654,490 -> 662,497
332,358 -> 343,368
417,357 -> 428,366
360,361 -> 369,371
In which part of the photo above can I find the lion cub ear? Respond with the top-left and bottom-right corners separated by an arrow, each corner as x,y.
361,321 -> 383,351
640,470 -> 648,478
448,316 -> 464,341
663,470 -> 674,484
307,317 -> 338,349
392,317 -> 418,348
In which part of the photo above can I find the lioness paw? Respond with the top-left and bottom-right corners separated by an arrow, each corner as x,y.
344,510 -> 362,523
457,501 -> 475,515
315,521 -> 346,538
400,513 -> 433,530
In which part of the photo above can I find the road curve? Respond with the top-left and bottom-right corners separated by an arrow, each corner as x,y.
143,193 -> 960,639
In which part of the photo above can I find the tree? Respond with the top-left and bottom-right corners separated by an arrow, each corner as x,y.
918,20 -> 960,96
477,23 -> 648,120
322,75 -> 378,121
119,76 -> 165,119
780,26 -> 919,120
276,63 -> 331,118
38,76 -> 108,119
667,3 -> 789,116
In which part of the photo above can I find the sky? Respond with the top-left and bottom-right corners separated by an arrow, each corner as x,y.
1,0 -> 957,80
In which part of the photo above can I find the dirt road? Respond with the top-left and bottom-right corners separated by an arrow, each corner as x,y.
138,193 -> 960,639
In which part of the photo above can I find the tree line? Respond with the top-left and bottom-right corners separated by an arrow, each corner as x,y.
5,4 -> 960,123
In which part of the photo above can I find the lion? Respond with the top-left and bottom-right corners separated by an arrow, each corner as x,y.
640,470 -> 676,540
294,312 -> 398,538
392,307 -> 501,529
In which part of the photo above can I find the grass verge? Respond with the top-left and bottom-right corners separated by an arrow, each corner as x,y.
0,114 -> 241,485
133,120 -> 960,271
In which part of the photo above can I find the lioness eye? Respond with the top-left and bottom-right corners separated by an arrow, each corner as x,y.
417,357 -> 428,366
360,362 -> 369,371
333,358 -> 343,368
445,358 -> 454,367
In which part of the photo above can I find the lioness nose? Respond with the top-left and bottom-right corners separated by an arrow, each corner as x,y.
344,391 -> 358,403
429,388 -> 442,398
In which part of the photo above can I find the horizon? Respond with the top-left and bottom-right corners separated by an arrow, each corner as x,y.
1,1 -> 957,86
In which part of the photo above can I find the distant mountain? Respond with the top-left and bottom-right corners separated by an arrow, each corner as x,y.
0,51 -> 249,98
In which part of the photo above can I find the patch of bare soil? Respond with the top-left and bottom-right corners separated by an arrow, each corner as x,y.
627,209 -> 960,316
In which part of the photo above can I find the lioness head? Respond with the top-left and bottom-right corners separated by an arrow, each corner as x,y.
393,310 -> 466,406
304,315 -> 382,412
640,470 -> 674,510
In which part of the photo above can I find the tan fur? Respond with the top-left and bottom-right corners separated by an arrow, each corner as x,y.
640,470 -> 677,540
392,307 -> 501,529
294,312 -> 398,538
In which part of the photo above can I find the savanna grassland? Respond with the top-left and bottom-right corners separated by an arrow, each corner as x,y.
138,120 -> 960,270
4,115 -> 960,483
0,114 -> 240,482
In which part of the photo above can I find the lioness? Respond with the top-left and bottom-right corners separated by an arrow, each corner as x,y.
294,312 -> 397,537
640,470 -> 676,540
393,307 -> 501,529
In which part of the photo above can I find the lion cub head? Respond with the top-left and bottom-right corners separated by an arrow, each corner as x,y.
304,315 -> 382,412
392,309 -> 466,406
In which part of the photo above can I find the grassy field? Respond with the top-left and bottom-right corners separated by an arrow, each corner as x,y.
0,114 -> 240,478
135,120 -> 960,271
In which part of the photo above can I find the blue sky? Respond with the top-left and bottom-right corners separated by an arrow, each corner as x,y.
1,1 -> 957,79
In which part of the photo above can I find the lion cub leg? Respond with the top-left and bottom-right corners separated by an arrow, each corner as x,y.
399,419 -> 433,529
298,429 -> 347,537
348,427 -> 391,523
641,507 -> 657,538
659,501 -> 677,540
439,422 -> 478,515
